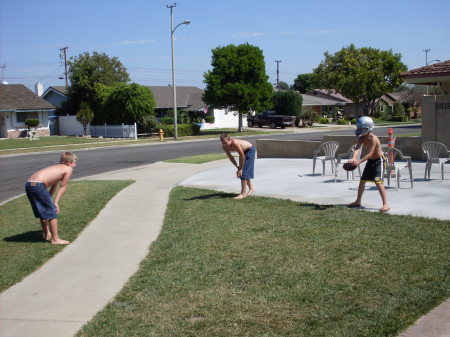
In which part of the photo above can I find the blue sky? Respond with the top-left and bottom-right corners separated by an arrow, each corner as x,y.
1,0 -> 449,92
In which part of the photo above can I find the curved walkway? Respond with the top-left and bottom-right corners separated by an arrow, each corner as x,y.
0,159 -> 448,337
0,161 -> 227,337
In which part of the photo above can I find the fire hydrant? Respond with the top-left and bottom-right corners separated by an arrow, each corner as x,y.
158,128 -> 164,141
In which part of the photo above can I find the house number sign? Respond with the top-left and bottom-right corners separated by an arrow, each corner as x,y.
436,103 -> 450,110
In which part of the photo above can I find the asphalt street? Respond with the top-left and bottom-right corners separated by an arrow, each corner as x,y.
0,124 -> 420,203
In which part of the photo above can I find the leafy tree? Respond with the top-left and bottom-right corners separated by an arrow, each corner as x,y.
91,83 -> 114,124
271,90 -> 302,125
76,101 -> 94,136
103,83 -> 156,126
292,73 -> 313,93
67,52 -> 129,113
312,44 -> 407,115
393,102 -> 405,116
276,81 -> 290,90
203,43 -> 273,132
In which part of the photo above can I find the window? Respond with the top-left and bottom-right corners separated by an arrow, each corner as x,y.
16,111 -> 39,123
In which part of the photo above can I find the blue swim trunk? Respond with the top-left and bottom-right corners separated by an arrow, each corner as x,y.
241,146 -> 256,180
25,182 -> 58,220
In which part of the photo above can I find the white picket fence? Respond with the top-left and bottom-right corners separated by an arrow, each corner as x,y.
58,116 -> 137,139
90,124 -> 137,139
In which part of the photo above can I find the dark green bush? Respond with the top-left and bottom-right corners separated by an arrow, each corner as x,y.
155,123 -> 200,137
25,118 -> 40,128
351,118 -> 357,124
161,117 -> 174,125
204,116 -> 215,123
319,117 -> 329,124
337,119 -> 348,125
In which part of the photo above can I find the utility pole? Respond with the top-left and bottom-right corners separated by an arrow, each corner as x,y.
60,47 -> 69,87
0,64 -> 6,82
275,60 -> 281,87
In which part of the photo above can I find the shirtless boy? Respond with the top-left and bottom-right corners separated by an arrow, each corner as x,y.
25,152 -> 78,244
348,117 -> 390,212
220,134 -> 256,199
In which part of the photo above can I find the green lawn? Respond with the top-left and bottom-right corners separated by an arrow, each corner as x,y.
0,180 -> 133,292
165,153 -> 227,164
0,129 -> 279,155
373,118 -> 422,126
396,133 -> 421,137
77,187 -> 449,337
0,136 -> 137,150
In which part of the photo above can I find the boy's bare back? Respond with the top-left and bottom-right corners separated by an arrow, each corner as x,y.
222,139 -> 253,153
29,164 -> 74,188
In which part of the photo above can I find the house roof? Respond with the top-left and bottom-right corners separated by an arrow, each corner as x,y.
147,86 -> 205,110
401,60 -> 450,85
43,86 -> 69,98
0,84 -> 55,111
308,89 -> 353,103
301,93 -> 349,106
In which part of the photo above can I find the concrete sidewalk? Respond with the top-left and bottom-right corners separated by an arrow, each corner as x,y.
0,158 -> 448,337
0,160 -> 226,337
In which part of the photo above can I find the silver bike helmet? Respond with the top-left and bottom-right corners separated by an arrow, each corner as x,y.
355,116 -> 374,137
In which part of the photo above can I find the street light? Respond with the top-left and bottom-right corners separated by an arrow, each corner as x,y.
167,3 -> 190,139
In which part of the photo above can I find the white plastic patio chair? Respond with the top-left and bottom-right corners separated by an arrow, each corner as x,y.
312,141 -> 340,175
422,141 -> 450,181
384,147 -> 413,189
334,144 -> 362,182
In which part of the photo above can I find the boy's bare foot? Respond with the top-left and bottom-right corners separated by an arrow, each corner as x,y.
234,194 -> 246,199
51,238 -> 70,245
379,206 -> 390,213
247,189 -> 255,196
44,233 -> 52,241
347,202 -> 361,208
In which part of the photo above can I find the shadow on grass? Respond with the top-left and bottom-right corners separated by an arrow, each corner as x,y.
3,230 -> 45,243
185,192 -> 236,200
297,202 -> 338,211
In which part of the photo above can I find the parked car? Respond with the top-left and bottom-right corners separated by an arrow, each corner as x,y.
247,111 -> 295,129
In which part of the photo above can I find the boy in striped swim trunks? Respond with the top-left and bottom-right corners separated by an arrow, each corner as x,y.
220,134 -> 255,199
347,117 -> 390,212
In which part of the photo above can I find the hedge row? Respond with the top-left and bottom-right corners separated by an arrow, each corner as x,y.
155,123 -> 200,137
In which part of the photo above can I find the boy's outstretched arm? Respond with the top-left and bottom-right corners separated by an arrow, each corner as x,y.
351,139 -> 363,164
224,150 -> 239,168
53,168 -> 73,213
235,145 -> 246,177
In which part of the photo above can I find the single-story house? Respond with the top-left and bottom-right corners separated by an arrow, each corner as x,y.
303,89 -> 367,117
401,60 -> 450,145
148,86 -> 205,118
148,86 -> 245,129
301,91 -> 349,116
42,86 -> 69,109
0,84 -> 56,138
375,92 -> 416,117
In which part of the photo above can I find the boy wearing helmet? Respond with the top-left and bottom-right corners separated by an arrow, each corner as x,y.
348,116 -> 390,212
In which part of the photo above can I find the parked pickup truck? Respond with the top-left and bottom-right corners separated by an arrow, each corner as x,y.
247,111 -> 295,129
